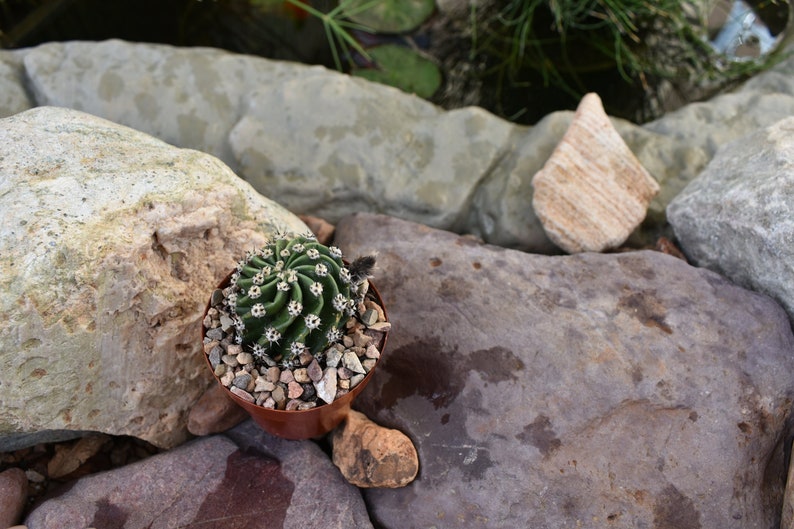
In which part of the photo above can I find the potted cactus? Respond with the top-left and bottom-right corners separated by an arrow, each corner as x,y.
201,233 -> 389,439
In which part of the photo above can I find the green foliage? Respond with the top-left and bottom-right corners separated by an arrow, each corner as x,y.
342,0 -> 435,33
229,235 -> 357,366
473,0 -> 790,121
353,43 -> 441,97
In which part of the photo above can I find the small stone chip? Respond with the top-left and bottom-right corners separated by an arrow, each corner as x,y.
221,354 -> 239,367
326,349 -> 343,368
307,358 -> 323,382
236,352 -> 254,366
230,386 -> 255,403
315,367 -> 338,404
288,381 -> 304,399
342,351 -> 366,374
232,373 -> 252,390
361,309 -> 379,326
362,359 -> 377,373
254,378 -> 276,393
293,368 -> 310,384
350,374 -> 366,388
220,371 -> 235,387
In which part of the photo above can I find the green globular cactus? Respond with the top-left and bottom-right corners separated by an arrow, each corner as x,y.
227,234 -> 359,366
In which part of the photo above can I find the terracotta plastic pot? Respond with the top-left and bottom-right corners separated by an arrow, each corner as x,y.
202,273 -> 388,440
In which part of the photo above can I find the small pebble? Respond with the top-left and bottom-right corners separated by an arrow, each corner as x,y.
337,367 -> 353,380
307,359 -> 323,382
368,322 -> 392,332
279,369 -> 295,384
25,470 -> 45,483
285,399 -> 302,411
298,401 -> 317,410
205,327 -> 224,341
293,368 -> 310,384
262,397 -> 276,409
361,309 -> 379,326
236,352 -> 254,366
339,379 -> 350,390
364,299 -> 386,321
315,367 -> 338,404
210,288 -> 224,306
326,349 -> 343,368
350,374 -> 366,388
265,367 -> 281,383
254,378 -> 276,393
219,314 -> 235,331
298,350 -> 314,365
353,332 -> 372,347
287,381 -> 304,399
343,336 -> 355,348
365,344 -> 380,359
342,351 -> 366,374
221,354 -> 239,367
255,392 -> 270,406
208,345 -> 224,368
213,364 -> 227,377
226,344 -> 243,356
272,385 -> 286,408
362,359 -> 377,373
301,383 -> 316,401
220,371 -> 235,387
230,386 -> 255,403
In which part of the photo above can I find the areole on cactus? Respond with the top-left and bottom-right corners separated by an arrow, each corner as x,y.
227,234 -> 373,367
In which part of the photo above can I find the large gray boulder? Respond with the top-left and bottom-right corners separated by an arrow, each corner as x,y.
667,115 -> 794,322
335,213 -> 794,529
0,107 -> 307,450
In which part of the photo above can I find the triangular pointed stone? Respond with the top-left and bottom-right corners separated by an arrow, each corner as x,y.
531,93 -> 660,253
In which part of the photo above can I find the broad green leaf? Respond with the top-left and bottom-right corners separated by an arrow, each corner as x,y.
343,0 -> 435,33
352,44 -> 441,98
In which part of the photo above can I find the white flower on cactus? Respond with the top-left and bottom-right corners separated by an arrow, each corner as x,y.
274,260 -> 285,271
226,293 -> 238,307
305,314 -> 321,330
332,293 -> 348,312
339,268 -> 351,284
306,248 -> 320,260
286,269 -> 298,283
329,246 -> 343,259
290,342 -> 306,356
292,243 -> 305,253
265,327 -> 281,343
260,247 -> 274,258
261,265 -> 272,276
326,327 -> 343,343
310,282 -> 323,297
315,263 -> 328,277
287,300 -> 303,316
236,259 -> 246,272
250,303 -> 266,318
346,299 -> 357,316
247,285 -> 261,299
280,248 -> 290,258
252,272 -> 265,285
277,281 -> 290,292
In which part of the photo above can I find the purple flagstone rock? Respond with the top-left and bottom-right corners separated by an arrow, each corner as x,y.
26,421 -> 372,529
335,212 -> 794,529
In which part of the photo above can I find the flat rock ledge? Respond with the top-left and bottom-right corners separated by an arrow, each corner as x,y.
334,212 -> 794,529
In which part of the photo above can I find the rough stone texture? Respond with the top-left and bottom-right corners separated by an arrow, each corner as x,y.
783,441 -> 794,528
667,116 -> 794,322
0,467 -> 27,528
330,410 -> 419,488
26,423 -> 373,528
532,93 -> 660,252
1,39 -> 794,251
335,213 -> 794,529
187,384 -> 249,436
0,107 -> 307,450
0,49 -> 33,118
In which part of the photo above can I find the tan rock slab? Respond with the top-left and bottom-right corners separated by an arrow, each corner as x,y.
531,93 -> 660,253
330,410 -> 418,488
